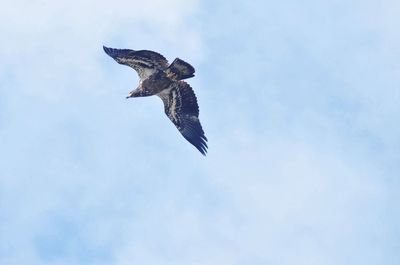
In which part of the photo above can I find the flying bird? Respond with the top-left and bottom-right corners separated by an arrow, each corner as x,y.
103,46 -> 208,155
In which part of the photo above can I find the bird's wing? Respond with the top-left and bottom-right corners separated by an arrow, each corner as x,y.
103,46 -> 169,80
157,81 -> 208,155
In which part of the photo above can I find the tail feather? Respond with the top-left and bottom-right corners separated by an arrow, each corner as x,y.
166,58 -> 195,80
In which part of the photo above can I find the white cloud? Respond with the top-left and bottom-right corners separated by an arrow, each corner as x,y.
0,0 -> 203,102
1,0 -> 399,265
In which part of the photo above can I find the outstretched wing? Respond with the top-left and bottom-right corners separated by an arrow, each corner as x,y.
157,81 -> 208,155
103,46 -> 168,80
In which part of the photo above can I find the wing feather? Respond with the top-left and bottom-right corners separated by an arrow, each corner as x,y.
103,46 -> 168,79
157,81 -> 208,155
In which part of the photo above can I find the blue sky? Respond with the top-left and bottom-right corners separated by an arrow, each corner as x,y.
1,0 -> 399,264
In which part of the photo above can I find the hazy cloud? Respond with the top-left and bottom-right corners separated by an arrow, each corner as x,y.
1,0 -> 399,265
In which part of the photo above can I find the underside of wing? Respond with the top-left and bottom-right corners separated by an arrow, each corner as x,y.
157,81 -> 208,155
103,46 -> 168,79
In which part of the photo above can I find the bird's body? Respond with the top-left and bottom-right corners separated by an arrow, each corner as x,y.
103,46 -> 207,155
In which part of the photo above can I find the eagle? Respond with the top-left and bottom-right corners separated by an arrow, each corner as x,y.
103,46 -> 208,155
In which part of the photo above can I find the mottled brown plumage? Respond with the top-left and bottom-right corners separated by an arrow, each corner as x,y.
103,46 -> 207,155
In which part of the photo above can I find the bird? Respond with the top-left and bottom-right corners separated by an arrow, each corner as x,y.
103,46 -> 208,155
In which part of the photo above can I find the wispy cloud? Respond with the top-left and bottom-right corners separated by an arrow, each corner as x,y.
1,0 -> 399,265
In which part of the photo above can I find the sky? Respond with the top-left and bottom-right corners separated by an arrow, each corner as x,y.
0,0 -> 399,264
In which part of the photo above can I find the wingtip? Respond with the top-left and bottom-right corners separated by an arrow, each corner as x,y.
202,147 -> 208,156
200,148 -> 208,156
103,45 -> 116,57
197,137 -> 208,156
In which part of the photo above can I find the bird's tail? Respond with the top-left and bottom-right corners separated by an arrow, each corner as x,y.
166,58 -> 195,80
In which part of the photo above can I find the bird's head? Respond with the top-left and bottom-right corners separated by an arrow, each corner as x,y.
126,88 -> 141,98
